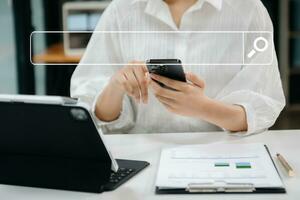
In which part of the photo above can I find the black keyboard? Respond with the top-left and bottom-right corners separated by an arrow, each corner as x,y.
109,167 -> 135,184
103,159 -> 149,191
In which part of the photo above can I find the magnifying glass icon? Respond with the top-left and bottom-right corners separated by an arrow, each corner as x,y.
247,36 -> 269,58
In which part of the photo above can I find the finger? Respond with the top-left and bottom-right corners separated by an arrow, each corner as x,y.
124,70 -> 141,102
150,80 -> 178,100
150,74 -> 186,91
186,72 -> 205,88
130,61 -> 148,73
133,67 -> 148,104
130,61 -> 151,83
119,74 -> 133,95
145,72 -> 151,84
141,63 -> 148,73
156,95 -> 176,107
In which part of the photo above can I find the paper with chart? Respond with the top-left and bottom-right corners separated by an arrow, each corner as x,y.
156,143 -> 284,189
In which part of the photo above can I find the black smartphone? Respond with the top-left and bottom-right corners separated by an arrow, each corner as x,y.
146,59 -> 186,88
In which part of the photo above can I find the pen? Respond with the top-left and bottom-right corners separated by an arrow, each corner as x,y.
276,153 -> 295,177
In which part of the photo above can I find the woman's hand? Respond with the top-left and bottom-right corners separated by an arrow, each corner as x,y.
150,72 -> 208,118
109,61 -> 149,104
150,72 -> 248,132
95,61 -> 149,122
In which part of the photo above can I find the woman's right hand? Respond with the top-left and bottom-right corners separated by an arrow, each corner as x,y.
109,61 -> 149,104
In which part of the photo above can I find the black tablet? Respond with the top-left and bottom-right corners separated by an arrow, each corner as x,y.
0,95 -> 149,193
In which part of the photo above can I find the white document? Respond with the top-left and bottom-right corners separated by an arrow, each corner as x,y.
156,143 -> 284,190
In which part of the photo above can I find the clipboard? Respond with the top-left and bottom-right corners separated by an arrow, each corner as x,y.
155,144 -> 286,194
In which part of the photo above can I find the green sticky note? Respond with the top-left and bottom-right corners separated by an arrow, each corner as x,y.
236,162 -> 251,169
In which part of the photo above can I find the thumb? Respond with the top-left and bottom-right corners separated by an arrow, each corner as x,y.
186,72 -> 205,88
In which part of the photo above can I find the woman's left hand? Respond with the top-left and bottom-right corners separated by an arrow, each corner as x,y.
150,72 -> 209,118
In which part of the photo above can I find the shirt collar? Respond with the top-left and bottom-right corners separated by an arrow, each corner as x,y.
131,0 -> 223,11
131,0 -> 223,30
207,0 -> 223,11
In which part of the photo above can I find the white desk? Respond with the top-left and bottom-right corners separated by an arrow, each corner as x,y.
1,130 -> 300,200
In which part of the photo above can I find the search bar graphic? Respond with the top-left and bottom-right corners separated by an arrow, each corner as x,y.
247,36 -> 269,58
30,31 -> 273,66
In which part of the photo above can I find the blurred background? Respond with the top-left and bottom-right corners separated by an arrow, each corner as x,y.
0,0 -> 299,129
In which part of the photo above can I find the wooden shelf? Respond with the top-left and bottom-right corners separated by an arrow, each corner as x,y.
290,31 -> 300,38
286,104 -> 300,111
33,43 -> 81,64
290,67 -> 300,75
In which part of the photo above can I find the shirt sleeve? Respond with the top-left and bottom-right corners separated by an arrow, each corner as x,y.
216,62 -> 286,136
216,1 -> 286,136
70,2 -> 136,133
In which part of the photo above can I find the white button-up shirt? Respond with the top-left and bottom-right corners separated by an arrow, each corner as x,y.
71,0 -> 285,135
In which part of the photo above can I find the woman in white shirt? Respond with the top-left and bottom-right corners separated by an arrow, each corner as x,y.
71,0 -> 285,135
